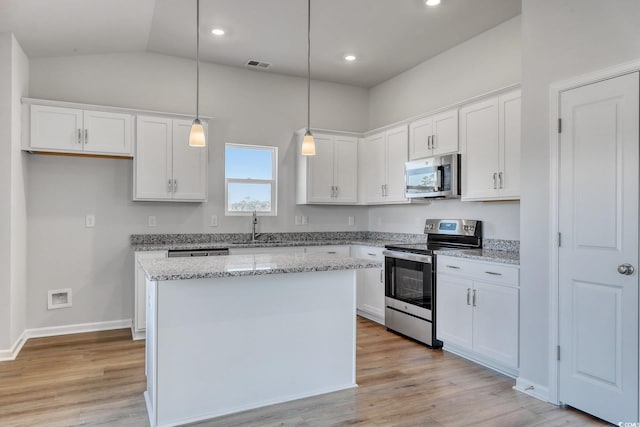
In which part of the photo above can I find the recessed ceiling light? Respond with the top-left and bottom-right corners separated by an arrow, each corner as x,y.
344,54 -> 357,62
211,28 -> 225,36
425,0 -> 441,6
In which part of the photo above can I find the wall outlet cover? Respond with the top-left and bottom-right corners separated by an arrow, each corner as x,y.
48,288 -> 72,310
210,215 -> 218,227
85,214 -> 95,228
148,215 -> 157,227
295,215 -> 302,225
348,216 -> 355,226
301,215 -> 309,225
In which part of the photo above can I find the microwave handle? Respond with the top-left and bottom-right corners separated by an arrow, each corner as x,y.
436,165 -> 444,191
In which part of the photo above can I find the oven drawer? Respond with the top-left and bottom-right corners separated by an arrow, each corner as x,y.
386,297 -> 431,321
437,256 -> 519,287
385,307 -> 434,347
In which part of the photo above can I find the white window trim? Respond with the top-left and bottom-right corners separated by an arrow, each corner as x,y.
225,143 -> 278,216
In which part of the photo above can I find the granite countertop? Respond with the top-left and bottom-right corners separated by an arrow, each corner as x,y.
139,252 -> 383,281
131,232 -> 520,266
131,238 -> 397,252
434,248 -> 520,265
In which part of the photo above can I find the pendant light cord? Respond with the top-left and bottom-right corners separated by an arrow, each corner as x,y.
307,0 -> 311,132
196,0 -> 200,120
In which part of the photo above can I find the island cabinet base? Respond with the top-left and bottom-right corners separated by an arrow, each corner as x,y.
145,270 -> 357,427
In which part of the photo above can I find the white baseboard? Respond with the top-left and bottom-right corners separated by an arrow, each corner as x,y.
0,330 -> 28,362
0,319 -> 132,362
514,377 -> 550,402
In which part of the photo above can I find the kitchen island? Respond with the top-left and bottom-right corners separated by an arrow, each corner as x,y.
139,252 -> 381,427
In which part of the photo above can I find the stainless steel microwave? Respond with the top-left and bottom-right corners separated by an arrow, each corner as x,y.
404,154 -> 461,199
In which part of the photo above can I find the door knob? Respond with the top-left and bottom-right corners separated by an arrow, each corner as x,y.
617,263 -> 635,275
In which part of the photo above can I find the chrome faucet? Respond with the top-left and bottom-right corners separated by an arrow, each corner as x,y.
251,210 -> 262,242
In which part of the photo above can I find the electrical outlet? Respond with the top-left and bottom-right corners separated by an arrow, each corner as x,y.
148,215 -> 157,227
348,216 -> 355,226
302,215 -> 309,225
210,215 -> 218,227
85,214 -> 95,228
295,215 -> 302,225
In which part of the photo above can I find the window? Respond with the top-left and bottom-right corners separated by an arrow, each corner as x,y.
225,144 -> 278,216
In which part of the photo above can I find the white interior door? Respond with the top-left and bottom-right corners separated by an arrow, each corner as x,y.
558,71 -> 639,424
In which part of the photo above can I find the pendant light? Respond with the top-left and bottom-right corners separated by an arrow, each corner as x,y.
301,0 -> 315,156
189,0 -> 206,147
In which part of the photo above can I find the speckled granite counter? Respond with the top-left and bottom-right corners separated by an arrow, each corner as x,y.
131,232 -> 519,265
434,248 -> 520,265
139,252 -> 382,281
130,231 -> 426,252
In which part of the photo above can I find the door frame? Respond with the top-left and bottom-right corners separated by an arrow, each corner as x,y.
548,58 -> 640,405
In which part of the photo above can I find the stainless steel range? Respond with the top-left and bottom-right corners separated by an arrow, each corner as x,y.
383,219 -> 482,347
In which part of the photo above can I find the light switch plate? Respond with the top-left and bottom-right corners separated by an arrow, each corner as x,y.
348,216 -> 355,226
85,214 -> 95,228
295,215 -> 302,225
302,215 -> 309,225
210,215 -> 218,227
148,215 -> 157,227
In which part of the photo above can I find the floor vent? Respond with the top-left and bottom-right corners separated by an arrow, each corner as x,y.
246,60 -> 272,69
48,288 -> 72,309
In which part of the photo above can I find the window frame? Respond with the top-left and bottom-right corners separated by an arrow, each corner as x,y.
224,143 -> 278,216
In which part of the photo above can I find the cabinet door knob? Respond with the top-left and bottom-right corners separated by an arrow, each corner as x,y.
427,135 -> 432,149
167,180 -> 172,193
173,179 -> 177,192
380,269 -> 384,283
493,173 -> 498,189
466,288 -> 471,305
498,172 -> 503,189
472,289 -> 477,307
84,129 -> 88,144
77,129 -> 82,144
432,134 -> 436,149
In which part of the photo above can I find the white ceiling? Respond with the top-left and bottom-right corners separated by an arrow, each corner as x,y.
0,0 -> 521,88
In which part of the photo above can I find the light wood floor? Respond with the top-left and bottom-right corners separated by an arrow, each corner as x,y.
0,317 -> 607,427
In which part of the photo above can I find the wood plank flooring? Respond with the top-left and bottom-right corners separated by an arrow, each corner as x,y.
0,317 -> 607,426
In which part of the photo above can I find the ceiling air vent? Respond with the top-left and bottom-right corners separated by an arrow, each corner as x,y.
246,60 -> 272,69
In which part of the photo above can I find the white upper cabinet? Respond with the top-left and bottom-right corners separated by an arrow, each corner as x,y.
460,89 -> 521,201
29,104 -> 132,156
134,116 -> 208,202
409,108 -> 458,160
296,132 -> 358,204
360,125 -> 409,204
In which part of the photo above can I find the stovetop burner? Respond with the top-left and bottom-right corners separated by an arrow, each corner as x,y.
385,219 -> 482,254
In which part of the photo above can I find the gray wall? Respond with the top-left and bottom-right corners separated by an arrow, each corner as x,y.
27,52 -> 370,329
519,0 -> 640,388
0,33 -> 28,352
366,16 -> 522,240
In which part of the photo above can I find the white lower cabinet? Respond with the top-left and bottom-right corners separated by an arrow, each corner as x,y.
133,250 -> 166,339
351,246 -> 385,324
436,255 -> 519,376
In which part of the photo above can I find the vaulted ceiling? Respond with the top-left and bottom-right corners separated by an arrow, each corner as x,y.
0,0 -> 521,87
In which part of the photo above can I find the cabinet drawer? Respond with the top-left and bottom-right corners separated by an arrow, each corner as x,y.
304,245 -> 350,256
350,245 -> 384,260
437,256 -> 519,286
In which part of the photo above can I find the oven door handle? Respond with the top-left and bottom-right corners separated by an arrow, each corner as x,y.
383,250 -> 432,264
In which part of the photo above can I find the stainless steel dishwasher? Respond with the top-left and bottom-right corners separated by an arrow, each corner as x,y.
167,248 -> 229,257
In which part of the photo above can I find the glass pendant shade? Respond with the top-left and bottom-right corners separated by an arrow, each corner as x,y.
301,130 -> 315,156
189,118 -> 206,147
